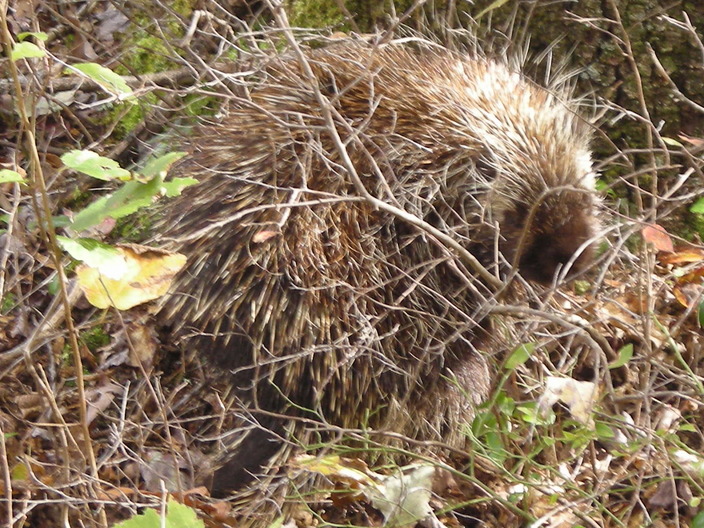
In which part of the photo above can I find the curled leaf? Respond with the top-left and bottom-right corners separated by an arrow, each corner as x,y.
76,244 -> 186,310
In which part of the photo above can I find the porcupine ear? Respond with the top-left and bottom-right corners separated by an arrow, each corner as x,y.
501,189 -> 597,285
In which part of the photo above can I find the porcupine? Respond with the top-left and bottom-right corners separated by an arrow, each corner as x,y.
155,40 -> 598,498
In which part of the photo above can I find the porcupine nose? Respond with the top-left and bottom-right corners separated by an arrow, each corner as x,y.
516,190 -> 597,284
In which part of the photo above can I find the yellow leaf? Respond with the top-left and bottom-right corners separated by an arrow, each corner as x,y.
76,244 -> 186,310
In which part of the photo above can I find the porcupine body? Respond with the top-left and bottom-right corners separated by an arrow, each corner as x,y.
155,41 -> 598,497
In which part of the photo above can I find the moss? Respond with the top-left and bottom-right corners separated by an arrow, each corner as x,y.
172,0 -> 193,18
60,343 -> 73,369
573,280 -> 591,295
117,33 -> 175,76
101,92 -> 158,139
63,186 -> 96,212
80,325 -> 111,353
99,3 -> 197,139
117,1 -> 194,78
681,212 -> 704,242
113,210 -> 155,243
288,0 -> 345,28
1,293 -> 16,314
183,93 -> 220,119
285,0 -> 432,32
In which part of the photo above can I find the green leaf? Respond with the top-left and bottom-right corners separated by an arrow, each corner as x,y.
112,500 -> 204,528
608,343 -> 634,369
266,517 -> 286,528
162,177 -> 198,198
595,422 -> 615,440
471,408 -> 497,437
141,152 -> 187,180
165,500 -> 204,528
699,300 -> 704,329
517,402 -> 555,426
484,431 -> 507,464
594,179 -> 608,192
52,215 -> 72,228
113,507 -> 160,528
504,343 -> 535,370
11,42 -> 45,61
48,275 -> 60,296
0,169 -> 25,183
693,511 -> 704,528
57,237 -> 127,280
70,195 -> 108,232
496,393 -> 515,415
562,426 -> 597,450
691,198 -> 704,215
71,177 -> 161,232
680,423 -> 696,432
71,63 -> 133,97
61,150 -> 131,181
17,32 -> 48,42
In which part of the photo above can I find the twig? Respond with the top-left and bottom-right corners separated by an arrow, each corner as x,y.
263,0 -> 501,291
0,5 -> 107,527
0,418 -> 12,528
0,66 -> 197,95
646,43 -> 704,114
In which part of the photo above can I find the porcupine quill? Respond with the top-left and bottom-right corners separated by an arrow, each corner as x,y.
154,40 -> 599,498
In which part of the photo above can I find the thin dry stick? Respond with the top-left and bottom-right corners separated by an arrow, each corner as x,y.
264,0 -> 501,291
332,0 -> 361,33
0,420 -> 12,528
0,66 -> 195,97
0,5 -> 107,527
606,1 -> 666,441
0,176 -> 20,303
377,0 -> 428,45
607,0 -> 672,216
646,42 -> 704,114
109,306 -> 185,493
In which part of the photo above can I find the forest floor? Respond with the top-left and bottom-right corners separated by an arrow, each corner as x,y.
1,1 -> 704,527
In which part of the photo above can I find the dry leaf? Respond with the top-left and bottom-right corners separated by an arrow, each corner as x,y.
294,455 -> 440,527
679,134 -> 704,148
658,248 -> 704,265
673,283 -> 704,309
642,224 -> 674,253
85,382 -> 122,425
539,377 -> 598,427
126,319 -> 158,368
76,245 -> 186,310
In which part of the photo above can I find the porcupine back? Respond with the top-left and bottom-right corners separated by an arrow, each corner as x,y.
155,41 -> 598,496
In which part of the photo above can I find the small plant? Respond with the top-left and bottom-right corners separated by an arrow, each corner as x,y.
113,498 -> 204,528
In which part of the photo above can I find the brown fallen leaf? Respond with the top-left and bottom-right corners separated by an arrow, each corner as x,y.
642,224 -> 674,253
658,248 -> 704,265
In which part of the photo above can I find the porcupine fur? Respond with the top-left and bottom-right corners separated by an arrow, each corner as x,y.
155,40 -> 598,500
